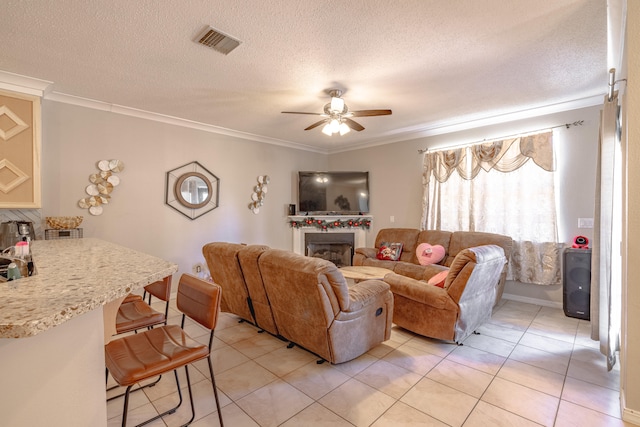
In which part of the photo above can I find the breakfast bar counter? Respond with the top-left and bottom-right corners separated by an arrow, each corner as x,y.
0,238 -> 178,426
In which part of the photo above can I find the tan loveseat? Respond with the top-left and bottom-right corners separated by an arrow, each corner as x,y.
353,228 -> 513,306
203,243 -> 394,364
384,245 -> 507,342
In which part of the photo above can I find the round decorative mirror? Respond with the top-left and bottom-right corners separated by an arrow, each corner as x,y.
166,161 -> 220,220
175,172 -> 212,209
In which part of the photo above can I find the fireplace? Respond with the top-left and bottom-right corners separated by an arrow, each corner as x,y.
289,215 -> 373,264
305,233 -> 354,267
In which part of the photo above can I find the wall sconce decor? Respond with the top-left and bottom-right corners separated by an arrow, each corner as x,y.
78,159 -> 124,216
166,161 -> 219,220
248,175 -> 269,214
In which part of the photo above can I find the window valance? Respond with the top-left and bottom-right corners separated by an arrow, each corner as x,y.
424,131 -> 554,184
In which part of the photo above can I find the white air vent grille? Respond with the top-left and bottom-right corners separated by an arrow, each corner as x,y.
196,26 -> 241,55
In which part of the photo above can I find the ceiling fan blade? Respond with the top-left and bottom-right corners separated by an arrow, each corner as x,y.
282,111 -> 323,115
350,109 -> 392,117
344,118 -> 365,131
305,119 -> 329,131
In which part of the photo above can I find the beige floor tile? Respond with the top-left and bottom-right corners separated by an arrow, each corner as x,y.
237,379 -> 314,427
403,334 -> 457,357
461,332 -> 517,357
366,339 -> 402,359
191,402 -> 258,427
216,359 -> 278,401
555,400 -> 631,427
231,331 -> 286,359
355,359 -> 423,399
318,378 -> 396,427
254,345 -> 317,377
446,344 -> 507,375
497,359 -> 565,397
463,400 -> 541,427
382,343 -> 443,375
208,345 -> 251,375
107,401 -> 165,427
562,376 -> 622,418
401,377 -> 478,427
509,343 -> 570,375
215,322 -> 263,345
477,320 -> 526,343
333,352 -> 379,377
426,359 -> 494,398
151,378 -> 227,427
481,377 -> 559,427
568,345 -> 620,390
526,320 -> 579,344
128,294 -> 626,427
283,359 -> 351,400
519,331 -> 575,355
371,401 -> 448,426
280,402 -> 354,426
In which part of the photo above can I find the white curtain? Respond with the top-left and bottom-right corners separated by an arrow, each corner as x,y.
591,93 -> 622,371
421,132 -> 561,285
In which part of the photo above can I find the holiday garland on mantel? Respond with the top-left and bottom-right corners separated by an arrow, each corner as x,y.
288,217 -> 371,231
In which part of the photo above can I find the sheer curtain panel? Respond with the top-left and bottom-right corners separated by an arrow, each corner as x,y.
421,132 -> 560,285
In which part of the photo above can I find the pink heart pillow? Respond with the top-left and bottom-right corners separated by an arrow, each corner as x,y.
416,243 -> 446,266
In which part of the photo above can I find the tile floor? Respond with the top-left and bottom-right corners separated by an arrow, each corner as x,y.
106,298 -> 631,426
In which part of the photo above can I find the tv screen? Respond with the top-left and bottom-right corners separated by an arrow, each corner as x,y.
298,171 -> 369,214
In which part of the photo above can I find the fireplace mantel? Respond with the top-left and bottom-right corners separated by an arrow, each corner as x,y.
288,215 -> 372,255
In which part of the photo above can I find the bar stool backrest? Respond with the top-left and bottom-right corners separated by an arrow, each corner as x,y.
177,273 -> 221,331
145,275 -> 172,302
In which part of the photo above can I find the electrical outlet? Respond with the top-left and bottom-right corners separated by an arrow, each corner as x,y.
192,262 -> 205,275
390,215 -> 395,223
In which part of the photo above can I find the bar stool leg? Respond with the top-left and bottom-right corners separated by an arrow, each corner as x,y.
207,355 -> 224,427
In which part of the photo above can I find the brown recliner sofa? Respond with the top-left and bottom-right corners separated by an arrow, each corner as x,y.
353,228 -> 513,306
258,249 -> 394,364
202,242 -> 278,335
383,245 -> 507,343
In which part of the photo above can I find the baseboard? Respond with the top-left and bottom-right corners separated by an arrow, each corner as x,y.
501,293 -> 563,309
621,391 -> 640,426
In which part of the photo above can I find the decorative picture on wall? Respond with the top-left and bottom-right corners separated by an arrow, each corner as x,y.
0,90 -> 41,208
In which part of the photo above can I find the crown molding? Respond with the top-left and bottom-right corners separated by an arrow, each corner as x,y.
45,91 -> 328,154
328,94 -> 604,154
0,70 -> 52,97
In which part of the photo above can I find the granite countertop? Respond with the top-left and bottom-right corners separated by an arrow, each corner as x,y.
0,238 -> 178,338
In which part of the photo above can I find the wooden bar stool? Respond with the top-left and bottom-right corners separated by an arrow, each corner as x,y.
105,274 -> 224,427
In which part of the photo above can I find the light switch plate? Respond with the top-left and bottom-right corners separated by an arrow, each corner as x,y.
578,218 -> 594,228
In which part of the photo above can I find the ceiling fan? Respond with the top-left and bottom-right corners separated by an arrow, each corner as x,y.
282,90 -> 392,136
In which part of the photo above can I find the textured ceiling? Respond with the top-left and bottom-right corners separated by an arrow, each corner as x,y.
0,0 -> 607,152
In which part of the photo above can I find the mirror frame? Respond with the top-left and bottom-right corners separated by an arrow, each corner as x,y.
174,171 -> 212,209
165,161 -> 219,220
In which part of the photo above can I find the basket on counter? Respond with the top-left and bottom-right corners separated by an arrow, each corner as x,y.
45,216 -> 84,230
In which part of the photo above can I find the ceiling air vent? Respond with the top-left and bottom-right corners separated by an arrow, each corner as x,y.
196,26 -> 241,55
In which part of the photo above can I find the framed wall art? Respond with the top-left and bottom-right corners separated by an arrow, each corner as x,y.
0,90 -> 41,208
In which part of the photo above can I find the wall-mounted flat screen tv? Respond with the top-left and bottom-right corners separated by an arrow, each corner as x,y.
298,171 -> 369,214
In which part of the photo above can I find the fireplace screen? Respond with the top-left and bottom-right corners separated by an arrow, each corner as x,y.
305,233 -> 355,267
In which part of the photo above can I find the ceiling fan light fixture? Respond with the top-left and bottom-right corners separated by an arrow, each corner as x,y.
329,119 -> 341,133
322,123 -> 333,136
330,96 -> 345,113
339,122 -> 350,135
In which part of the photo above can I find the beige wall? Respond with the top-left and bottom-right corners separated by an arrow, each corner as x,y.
330,105 -> 601,306
41,100 -> 326,277
623,0 -> 639,419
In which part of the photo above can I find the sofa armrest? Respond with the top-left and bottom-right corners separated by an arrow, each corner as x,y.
355,247 -> 378,259
345,279 -> 391,312
383,272 -> 454,310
